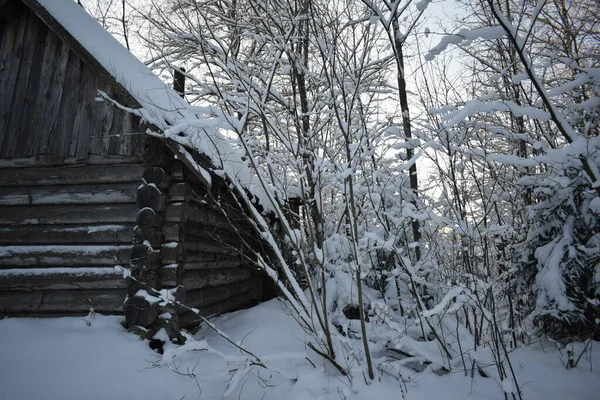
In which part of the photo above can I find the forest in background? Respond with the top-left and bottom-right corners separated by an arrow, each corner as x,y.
80,0 -> 600,397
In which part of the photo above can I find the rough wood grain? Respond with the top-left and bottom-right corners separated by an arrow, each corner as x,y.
182,255 -> 243,270
160,239 -> 240,264
0,163 -> 143,186
0,203 -> 138,225
0,154 -> 142,168
38,36 -> 70,157
73,56 -> 97,159
182,268 -> 251,291
0,5 -> 144,160
0,182 -> 138,206
0,245 -> 131,267
0,271 -> 127,291
0,11 -> 26,154
10,8 -> 41,157
0,289 -> 126,313
0,224 -> 134,245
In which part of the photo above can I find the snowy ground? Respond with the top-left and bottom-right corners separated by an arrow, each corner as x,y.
0,299 -> 598,400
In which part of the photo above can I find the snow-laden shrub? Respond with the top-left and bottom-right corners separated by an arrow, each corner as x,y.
514,170 -> 600,340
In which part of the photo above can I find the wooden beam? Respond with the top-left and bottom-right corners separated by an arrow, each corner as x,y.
0,182 -> 137,206
182,268 -> 251,291
182,256 -> 243,270
0,204 -> 138,225
0,245 -> 131,267
0,163 -> 143,187
0,289 -> 126,313
0,224 -> 134,245
0,270 -> 127,290
0,154 -> 142,168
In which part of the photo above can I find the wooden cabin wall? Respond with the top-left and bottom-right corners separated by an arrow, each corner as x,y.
166,161 -> 262,328
128,139 -> 268,333
0,158 -> 144,316
0,4 -> 271,328
0,5 -> 143,161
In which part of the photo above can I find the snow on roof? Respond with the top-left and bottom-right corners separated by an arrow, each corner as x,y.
34,0 -> 272,209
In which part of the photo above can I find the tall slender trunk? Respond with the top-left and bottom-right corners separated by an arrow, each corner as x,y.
392,18 -> 421,262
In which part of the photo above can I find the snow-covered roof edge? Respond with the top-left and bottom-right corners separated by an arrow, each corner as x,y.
30,0 -> 273,211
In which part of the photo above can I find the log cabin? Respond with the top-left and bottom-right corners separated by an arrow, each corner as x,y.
0,0 -> 274,338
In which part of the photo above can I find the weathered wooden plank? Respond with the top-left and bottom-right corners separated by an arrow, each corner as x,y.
0,17 -> 19,120
0,203 -> 138,225
107,101 -> 124,155
0,154 -> 142,168
184,281 -> 251,308
179,293 -> 253,327
0,289 -> 126,313
90,93 -> 115,155
20,0 -> 142,113
163,222 -> 242,244
0,183 -> 137,206
30,23 -> 60,159
168,160 -> 185,181
185,239 -> 241,257
165,202 -> 238,233
73,57 -> 97,159
169,160 -> 207,187
20,15 -> 50,157
8,8 -> 41,157
182,268 -> 251,291
0,245 -> 131,267
168,182 -> 189,202
182,255 -> 243,270
0,11 -> 27,156
160,239 -> 240,264
0,163 -> 143,186
50,53 -> 82,157
168,181 -> 210,203
117,110 -> 140,156
0,224 -> 134,245
37,35 -> 70,157
0,269 -> 127,290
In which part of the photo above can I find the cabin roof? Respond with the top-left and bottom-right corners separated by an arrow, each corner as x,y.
18,0 -> 272,209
